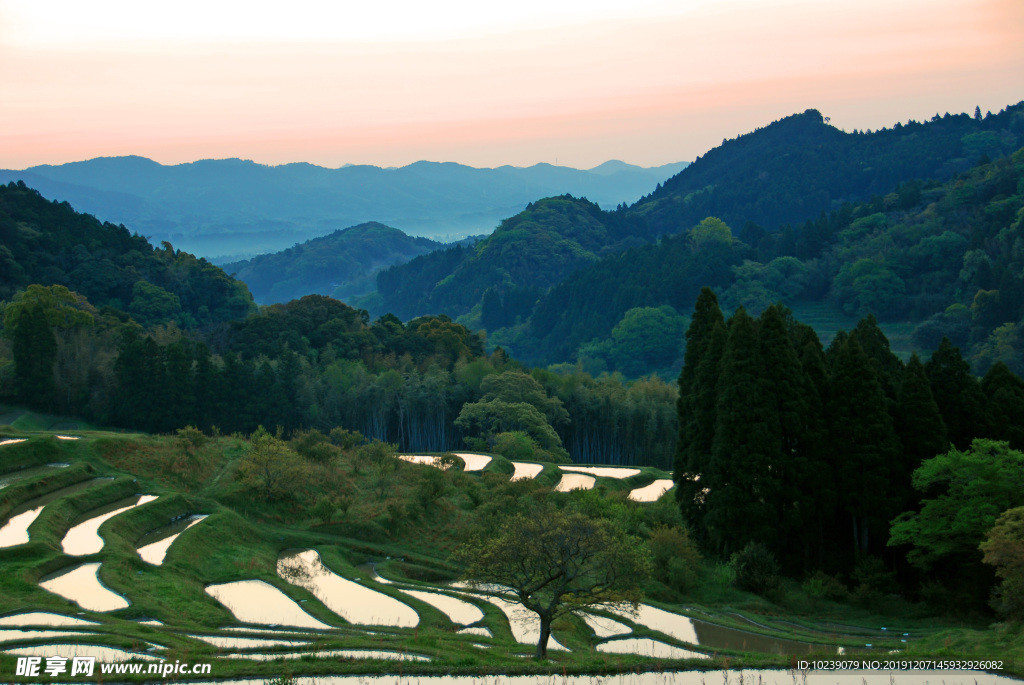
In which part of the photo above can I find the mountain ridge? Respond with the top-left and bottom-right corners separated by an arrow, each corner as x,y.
0,156 -> 689,260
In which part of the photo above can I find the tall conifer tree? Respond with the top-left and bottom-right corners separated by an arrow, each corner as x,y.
894,353 -> 948,509
828,335 -> 901,558
706,308 -> 778,554
675,288 -> 726,535
925,338 -> 988,449
981,361 -> 1024,450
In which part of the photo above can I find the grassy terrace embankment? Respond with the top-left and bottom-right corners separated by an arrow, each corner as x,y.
0,414 -> 1018,681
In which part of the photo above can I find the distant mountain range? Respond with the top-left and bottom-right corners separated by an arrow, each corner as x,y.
0,157 -> 687,260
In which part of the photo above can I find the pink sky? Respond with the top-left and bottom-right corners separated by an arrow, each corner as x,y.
1,0 -> 1022,169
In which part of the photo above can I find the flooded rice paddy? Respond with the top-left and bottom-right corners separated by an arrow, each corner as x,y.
452,453 -> 492,471
560,466 -> 641,478
222,649 -> 430,661
580,613 -> 631,637
610,604 -> 698,644
0,438 -> 27,448
278,549 -> 419,628
62,494 -> 159,555
0,629 -> 98,643
483,597 -> 568,651
628,479 -> 674,502
205,580 -> 332,630
136,514 -> 207,565
397,453 -> 491,471
596,637 -> 708,659
398,455 -> 447,468
457,626 -> 491,637
0,477 -> 112,548
0,462 -> 69,489
397,588 -> 483,624
4,643 -> 161,661
554,473 -> 595,492
187,634 -> 311,649
0,612 -> 98,627
510,462 -> 543,480
38,562 -> 130,612
183,672 -> 1022,685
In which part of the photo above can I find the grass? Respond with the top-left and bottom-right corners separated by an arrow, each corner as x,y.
0,414 -> 1018,681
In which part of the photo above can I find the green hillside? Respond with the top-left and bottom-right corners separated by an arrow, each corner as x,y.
0,428 -> 1011,681
223,222 -> 446,305
0,182 -> 255,329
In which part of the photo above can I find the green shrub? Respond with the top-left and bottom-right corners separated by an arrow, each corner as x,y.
648,525 -> 701,593
732,541 -> 781,595
802,570 -> 848,601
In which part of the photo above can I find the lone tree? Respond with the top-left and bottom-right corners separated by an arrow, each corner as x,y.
238,425 -> 310,501
455,506 -> 649,658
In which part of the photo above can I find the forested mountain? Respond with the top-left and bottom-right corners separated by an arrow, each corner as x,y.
634,105 -> 1024,237
376,103 -> 1024,360
0,157 -> 687,260
223,222 -> 449,305
517,146 -> 1024,376
0,181 -> 255,328
376,195 -> 647,321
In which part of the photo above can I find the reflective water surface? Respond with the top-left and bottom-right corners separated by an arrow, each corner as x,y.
39,562 -> 130,612
222,650 -> 429,661
136,515 -> 207,565
0,478 -> 110,548
510,462 -> 543,481
596,638 -> 708,659
186,671 -> 1020,685
580,613 -> 631,637
205,579 -> 332,630
452,453 -> 492,471
187,634 -> 311,649
62,494 -> 159,556
0,463 -> 68,490
0,612 -> 98,627
553,474 -> 595,492
560,466 -> 641,479
278,550 -> 418,628
396,589 -> 483,625
0,629 -> 98,643
628,479 -> 674,502
484,597 -> 568,651
4,643 -> 160,662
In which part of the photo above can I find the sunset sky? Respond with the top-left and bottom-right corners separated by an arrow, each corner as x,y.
2,0 -> 1022,170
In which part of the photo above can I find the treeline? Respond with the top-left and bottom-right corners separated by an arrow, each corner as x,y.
674,288 -> 1024,607
2,285 -> 679,468
639,104 -> 1024,237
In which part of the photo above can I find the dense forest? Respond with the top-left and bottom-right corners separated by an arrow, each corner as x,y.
223,222 -> 447,305
0,181 -> 255,328
514,146 -> 1024,376
0,187 -> 677,466
674,287 -> 1024,612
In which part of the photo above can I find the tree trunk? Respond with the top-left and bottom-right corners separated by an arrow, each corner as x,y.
535,614 -> 552,659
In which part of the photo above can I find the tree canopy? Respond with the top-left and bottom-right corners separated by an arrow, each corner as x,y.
454,505 -> 650,658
